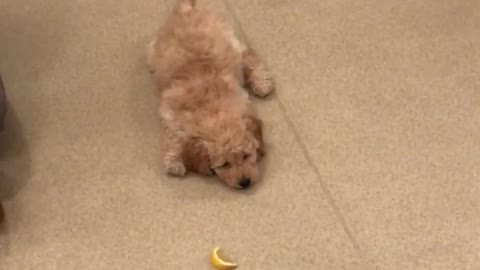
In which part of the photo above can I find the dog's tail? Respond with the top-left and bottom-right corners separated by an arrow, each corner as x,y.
174,0 -> 196,14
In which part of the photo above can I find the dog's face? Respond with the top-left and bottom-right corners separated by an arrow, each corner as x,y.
208,131 -> 260,189
182,115 -> 265,189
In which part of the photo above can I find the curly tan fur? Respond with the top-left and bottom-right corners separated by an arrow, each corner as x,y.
147,0 -> 273,189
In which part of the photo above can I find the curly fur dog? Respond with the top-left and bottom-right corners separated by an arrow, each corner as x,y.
147,0 -> 273,189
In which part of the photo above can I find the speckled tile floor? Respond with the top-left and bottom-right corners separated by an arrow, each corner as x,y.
0,0 -> 479,269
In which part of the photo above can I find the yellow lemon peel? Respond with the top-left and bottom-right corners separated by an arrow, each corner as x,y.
210,247 -> 238,270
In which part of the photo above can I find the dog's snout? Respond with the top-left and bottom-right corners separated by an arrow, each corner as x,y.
238,178 -> 251,189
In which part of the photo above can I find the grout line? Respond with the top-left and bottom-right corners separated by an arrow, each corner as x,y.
223,0 -> 368,267
274,89 -> 369,268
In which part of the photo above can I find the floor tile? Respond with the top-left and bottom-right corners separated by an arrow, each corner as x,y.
227,0 -> 480,269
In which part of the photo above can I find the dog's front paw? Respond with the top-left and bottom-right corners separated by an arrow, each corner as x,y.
242,49 -> 274,97
165,160 -> 187,176
247,71 -> 274,97
146,40 -> 157,73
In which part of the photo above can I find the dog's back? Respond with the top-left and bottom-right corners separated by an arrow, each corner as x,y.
150,0 -> 241,88
151,0 -> 248,136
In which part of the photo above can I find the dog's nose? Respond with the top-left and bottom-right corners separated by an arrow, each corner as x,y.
238,178 -> 251,189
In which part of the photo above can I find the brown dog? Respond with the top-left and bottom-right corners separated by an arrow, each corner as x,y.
147,0 -> 273,189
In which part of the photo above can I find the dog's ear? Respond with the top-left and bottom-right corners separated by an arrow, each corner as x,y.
182,137 -> 214,176
244,114 -> 265,158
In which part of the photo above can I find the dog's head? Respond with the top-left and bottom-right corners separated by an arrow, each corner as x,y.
183,114 -> 265,189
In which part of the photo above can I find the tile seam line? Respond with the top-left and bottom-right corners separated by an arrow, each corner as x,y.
223,0 -> 368,267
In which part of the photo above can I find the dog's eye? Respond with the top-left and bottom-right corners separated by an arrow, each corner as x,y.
243,154 -> 251,161
218,162 -> 231,169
